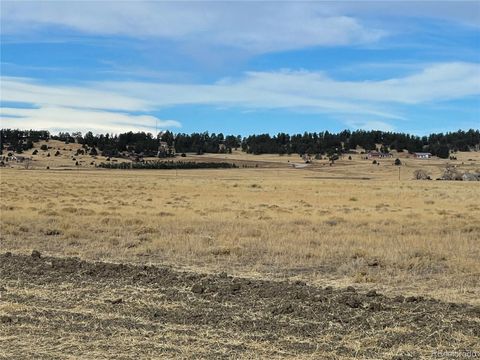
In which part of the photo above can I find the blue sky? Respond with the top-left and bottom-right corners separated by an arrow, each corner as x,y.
1,1 -> 479,135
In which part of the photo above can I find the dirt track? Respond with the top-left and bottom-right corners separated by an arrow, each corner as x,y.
1,252 -> 479,359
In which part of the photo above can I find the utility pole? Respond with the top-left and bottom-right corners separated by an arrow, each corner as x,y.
398,166 -> 401,181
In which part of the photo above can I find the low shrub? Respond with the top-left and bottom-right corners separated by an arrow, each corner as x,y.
98,161 -> 237,170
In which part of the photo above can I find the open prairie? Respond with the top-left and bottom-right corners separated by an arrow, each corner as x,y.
1,154 -> 480,359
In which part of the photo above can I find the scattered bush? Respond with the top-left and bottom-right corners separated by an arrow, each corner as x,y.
413,169 -> 430,180
440,166 -> 463,181
40,144 -> 48,151
98,161 -> 237,170
394,158 -> 402,166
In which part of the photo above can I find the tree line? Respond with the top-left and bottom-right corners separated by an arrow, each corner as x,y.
1,128 -> 479,159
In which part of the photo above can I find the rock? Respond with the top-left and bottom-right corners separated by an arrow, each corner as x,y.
106,298 -> 123,305
344,296 -> 362,308
368,302 -> 382,311
4,252 -> 12,257
366,290 -> 379,297
345,286 -> 356,293
31,250 -> 41,259
294,280 -> 307,286
405,296 -> 423,303
191,283 -> 205,294
271,303 -> 294,315
230,282 -> 241,293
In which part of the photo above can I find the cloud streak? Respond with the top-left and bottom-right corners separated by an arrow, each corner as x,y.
0,106 -> 181,134
1,62 -> 479,132
1,2 -> 385,53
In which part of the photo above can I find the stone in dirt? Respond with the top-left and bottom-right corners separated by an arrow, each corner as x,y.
106,298 -> 123,305
368,302 -> 382,311
344,296 -> 362,308
406,296 -> 423,303
366,290 -> 379,297
191,283 -> 205,294
271,303 -> 295,316
31,250 -> 41,259
230,282 -> 241,293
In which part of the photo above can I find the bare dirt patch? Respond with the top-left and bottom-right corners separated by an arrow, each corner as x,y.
1,252 -> 478,359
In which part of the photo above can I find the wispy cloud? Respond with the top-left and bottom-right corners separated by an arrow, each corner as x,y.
1,62 -> 478,132
0,106 -> 181,134
1,2 -> 385,53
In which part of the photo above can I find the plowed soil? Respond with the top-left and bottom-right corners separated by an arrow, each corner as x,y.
1,252 -> 479,359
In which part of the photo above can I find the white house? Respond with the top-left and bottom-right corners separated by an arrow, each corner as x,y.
413,152 -> 432,159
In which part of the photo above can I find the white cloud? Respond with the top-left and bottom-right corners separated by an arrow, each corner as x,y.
1,77 -> 150,111
0,2 -> 385,53
1,62 -> 478,132
0,106 -> 181,134
93,62 -> 480,108
331,1 -> 480,28
2,1 -> 478,56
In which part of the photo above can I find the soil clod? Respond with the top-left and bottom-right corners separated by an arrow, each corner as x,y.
191,283 -> 205,294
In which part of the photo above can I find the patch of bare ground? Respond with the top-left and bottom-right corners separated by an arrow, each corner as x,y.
1,252 -> 479,359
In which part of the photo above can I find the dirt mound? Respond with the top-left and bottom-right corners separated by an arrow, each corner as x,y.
1,253 -> 479,359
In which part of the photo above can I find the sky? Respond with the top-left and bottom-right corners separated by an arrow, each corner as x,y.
0,1 -> 479,136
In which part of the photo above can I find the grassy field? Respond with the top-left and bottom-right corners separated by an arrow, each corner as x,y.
1,152 -> 479,305
1,148 -> 480,358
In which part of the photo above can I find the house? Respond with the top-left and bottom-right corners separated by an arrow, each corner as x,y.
413,152 -> 432,159
367,151 -> 393,159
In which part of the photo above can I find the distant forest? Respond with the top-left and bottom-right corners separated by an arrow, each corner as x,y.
1,128 -> 480,159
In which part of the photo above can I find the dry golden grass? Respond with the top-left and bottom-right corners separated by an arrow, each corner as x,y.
1,152 -> 479,305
